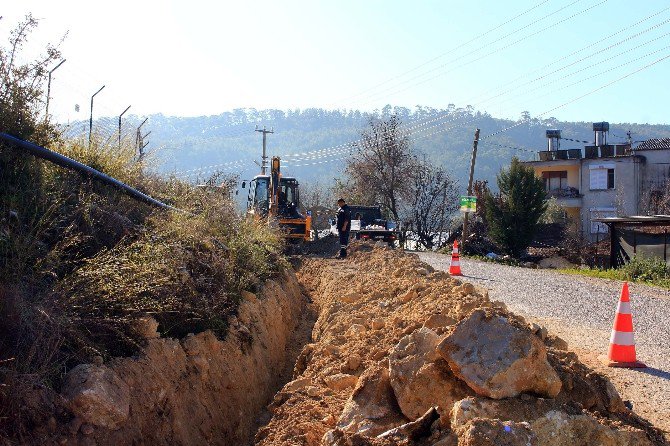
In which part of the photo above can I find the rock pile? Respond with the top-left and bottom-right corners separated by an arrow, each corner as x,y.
257,243 -> 666,446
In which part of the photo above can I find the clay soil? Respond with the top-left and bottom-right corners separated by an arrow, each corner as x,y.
255,243 -> 668,445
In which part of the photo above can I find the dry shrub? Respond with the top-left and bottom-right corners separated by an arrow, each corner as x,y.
1,137 -> 285,442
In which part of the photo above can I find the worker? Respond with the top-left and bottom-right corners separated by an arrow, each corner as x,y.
336,198 -> 351,259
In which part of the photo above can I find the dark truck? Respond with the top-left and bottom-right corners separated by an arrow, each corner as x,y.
330,205 -> 398,246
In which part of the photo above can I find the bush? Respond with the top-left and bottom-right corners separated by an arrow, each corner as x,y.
0,16 -> 287,441
1,139 -> 285,441
621,256 -> 669,283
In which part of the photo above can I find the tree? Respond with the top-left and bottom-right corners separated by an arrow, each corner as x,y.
484,157 -> 547,257
0,14 -> 62,143
344,114 -> 416,222
300,180 -> 335,237
1,15 -> 63,226
409,157 -> 459,249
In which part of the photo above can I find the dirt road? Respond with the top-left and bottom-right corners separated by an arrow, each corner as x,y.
418,253 -> 670,438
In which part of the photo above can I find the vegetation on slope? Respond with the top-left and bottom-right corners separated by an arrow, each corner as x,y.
0,15 -> 284,442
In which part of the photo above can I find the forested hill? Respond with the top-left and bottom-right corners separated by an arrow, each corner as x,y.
130,106 -> 670,191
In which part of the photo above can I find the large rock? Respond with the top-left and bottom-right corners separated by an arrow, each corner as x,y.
450,396 -> 559,430
547,350 -> 626,414
61,364 -> 130,429
389,327 -> 472,421
437,309 -> 561,399
531,410 -> 653,446
456,418 -> 537,446
337,366 -> 406,437
449,398 -> 652,446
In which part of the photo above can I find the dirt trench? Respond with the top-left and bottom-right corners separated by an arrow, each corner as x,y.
38,269 -> 316,446
254,243 -> 669,446
26,244 -> 670,445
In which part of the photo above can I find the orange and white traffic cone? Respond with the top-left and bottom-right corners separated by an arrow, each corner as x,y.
449,240 -> 462,276
603,282 -> 646,368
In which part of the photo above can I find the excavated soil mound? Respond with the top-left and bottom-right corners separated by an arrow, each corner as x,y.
256,242 -> 668,446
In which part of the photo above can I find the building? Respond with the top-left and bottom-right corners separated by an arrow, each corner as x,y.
523,123 -> 670,241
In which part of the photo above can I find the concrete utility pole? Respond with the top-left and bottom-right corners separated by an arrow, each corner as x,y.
255,126 -> 274,174
89,85 -> 105,148
118,105 -> 131,150
45,59 -> 66,121
461,128 -> 480,253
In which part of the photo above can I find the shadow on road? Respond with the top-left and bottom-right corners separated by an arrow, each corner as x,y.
633,366 -> 670,381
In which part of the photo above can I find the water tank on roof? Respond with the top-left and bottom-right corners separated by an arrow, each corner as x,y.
546,129 -> 561,151
593,121 -> 609,146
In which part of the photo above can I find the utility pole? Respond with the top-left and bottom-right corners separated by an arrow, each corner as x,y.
89,85 -> 105,148
461,128 -> 480,253
118,105 -> 131,150
45,59 -> 66,121
255,126 -> 274,174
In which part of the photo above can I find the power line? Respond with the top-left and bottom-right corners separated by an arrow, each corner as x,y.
481,51 -> 670,140
333,0 -> 553,107
469,5 -> 670,104
353,0 -> 611,108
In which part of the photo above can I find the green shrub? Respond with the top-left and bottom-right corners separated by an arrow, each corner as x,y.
621,256 -> 669,282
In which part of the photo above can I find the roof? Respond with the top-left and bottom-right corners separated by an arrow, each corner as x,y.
592,215 -> 670,226
635,138 -> 670,151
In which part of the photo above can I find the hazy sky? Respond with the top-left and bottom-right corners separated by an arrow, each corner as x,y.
3,0 -> 670,124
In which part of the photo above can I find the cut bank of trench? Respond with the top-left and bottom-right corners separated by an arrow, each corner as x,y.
36,270 -> 316,446
31,244 -> 668,445
254,243 -> 668,446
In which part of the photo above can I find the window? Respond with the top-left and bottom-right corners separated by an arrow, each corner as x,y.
252,178 -> 269,213
589,164 -> 615,190
542,171 -> 567,191
607,168 -> 615,189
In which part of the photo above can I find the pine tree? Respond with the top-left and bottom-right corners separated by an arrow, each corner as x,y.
484,157 -> 547,257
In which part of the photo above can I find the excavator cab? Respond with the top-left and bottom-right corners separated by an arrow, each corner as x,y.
245,157 -> 311,241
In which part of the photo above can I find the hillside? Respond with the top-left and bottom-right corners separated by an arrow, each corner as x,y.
92,107 -> 670,191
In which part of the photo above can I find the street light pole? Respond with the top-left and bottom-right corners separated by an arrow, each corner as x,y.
45,59 -> 66,121
89,85 -> 105,148
118,105 -> 131,150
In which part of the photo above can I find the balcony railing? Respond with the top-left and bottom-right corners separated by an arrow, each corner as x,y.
584,144 -> 630,158
546,187 -> 581,199
538,149 -> 582,161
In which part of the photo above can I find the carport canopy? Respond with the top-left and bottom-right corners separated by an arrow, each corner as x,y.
593,215 -> 670,267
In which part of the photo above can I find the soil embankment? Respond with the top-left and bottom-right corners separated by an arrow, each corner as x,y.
256,243 -> 668,445
38,270 -> 312,446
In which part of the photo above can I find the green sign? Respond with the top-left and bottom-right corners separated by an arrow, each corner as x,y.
459,196 -> 477,213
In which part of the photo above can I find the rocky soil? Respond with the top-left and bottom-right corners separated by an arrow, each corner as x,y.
19,270 -> 312,446
417,253 -> 670,439
257,243 -> 667,445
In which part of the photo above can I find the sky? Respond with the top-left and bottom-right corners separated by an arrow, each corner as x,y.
3,0 -> 670,125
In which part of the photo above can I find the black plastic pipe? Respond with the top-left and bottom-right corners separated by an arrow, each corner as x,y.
0,132 -> 181,212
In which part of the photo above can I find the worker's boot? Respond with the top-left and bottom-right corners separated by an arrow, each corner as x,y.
338,247 -> 347,259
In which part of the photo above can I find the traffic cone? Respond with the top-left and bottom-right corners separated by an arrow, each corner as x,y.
603,282 -> 646,368
449,240 -> 462,276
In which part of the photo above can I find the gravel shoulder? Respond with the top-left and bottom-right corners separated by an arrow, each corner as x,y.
418,252 -> 670,439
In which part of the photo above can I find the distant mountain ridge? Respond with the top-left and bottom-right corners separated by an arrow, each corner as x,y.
114,107 -> 670,191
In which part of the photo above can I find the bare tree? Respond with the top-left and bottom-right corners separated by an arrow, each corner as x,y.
345,115 -> 416,222
300,180 -> 334,237
408,157 -> 459,249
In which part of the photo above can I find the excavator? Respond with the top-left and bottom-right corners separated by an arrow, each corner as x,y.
243,156 -> 312,242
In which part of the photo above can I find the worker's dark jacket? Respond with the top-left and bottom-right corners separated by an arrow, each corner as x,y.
336,204 -> 351,233
337,204 -> 351,248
